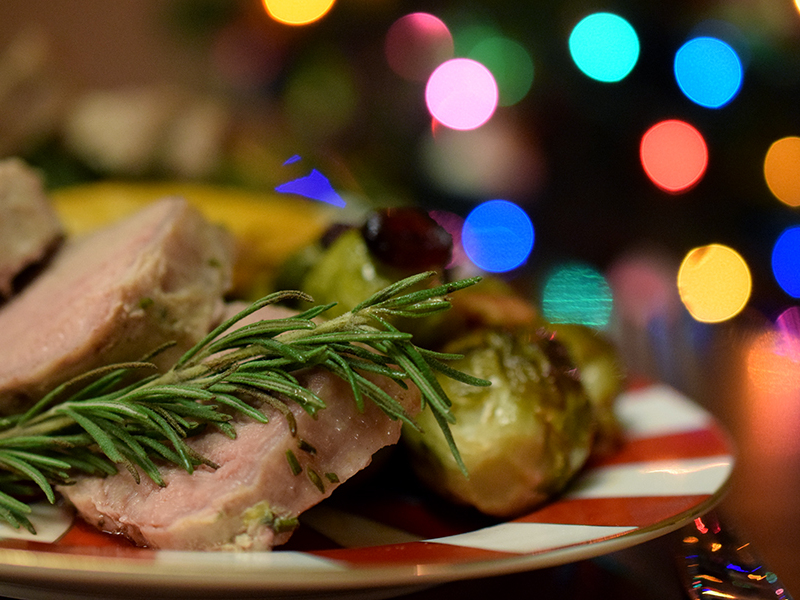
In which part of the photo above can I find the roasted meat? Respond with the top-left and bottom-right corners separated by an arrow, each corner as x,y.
58,364 -> 421,551
0,196 -> 234,413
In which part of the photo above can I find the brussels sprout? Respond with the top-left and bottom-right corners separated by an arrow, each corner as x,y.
300,228 -> 399,318
289,207 -> 452,318
403,327 -> 596,518
548,323 -> 625,454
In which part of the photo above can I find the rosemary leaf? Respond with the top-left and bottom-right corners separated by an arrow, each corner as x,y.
58,407 -> 126,466
0,453 -> 56,503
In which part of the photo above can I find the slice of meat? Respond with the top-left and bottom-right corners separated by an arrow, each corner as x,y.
0,158 -> 63,298
58,368 -> 421,551
0,196 -> 234,414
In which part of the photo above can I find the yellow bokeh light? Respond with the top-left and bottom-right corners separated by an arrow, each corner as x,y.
263,0 -> 336,25
677,244 -> 751,323
764,136 -> 800,207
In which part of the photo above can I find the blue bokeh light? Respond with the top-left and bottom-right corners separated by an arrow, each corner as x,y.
569,12 -> 640,83
462,199 -> 534,273
772,226 -> 800,298
674,36 -> 743,108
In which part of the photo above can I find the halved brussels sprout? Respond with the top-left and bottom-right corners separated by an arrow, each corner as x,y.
549,323 -> 625,454
299,228 -> 396,318
297,208 -> 452,319
403,327 -> 596,518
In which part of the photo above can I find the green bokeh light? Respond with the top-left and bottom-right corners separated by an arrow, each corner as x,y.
468,36 -> 534,106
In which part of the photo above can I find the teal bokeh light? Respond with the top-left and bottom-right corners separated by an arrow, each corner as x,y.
674,36 -> 743,108
541,262 -> 614,328
569,12 -> 639,82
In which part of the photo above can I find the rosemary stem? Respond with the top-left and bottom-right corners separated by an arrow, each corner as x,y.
0,414 -> 76,440
274,310 -> 365,344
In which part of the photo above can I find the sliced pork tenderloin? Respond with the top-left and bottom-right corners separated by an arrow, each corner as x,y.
0,196 -> 234,414
0,158 -> 63,298
58,365 -> 421,551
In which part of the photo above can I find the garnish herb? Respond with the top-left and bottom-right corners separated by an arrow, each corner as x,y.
285,450 -> 302,476
307,468 -> 325,494
0,272 -> 488,533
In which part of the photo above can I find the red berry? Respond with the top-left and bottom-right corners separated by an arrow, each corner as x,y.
362,207 -> 452,271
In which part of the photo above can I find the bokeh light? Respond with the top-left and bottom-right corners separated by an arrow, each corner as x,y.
745,321 -> 800,459
385,13 -> 453,82
541,262 -> 614,328
568,12 -> 640,82
461,199 -> 533,272
606,251 -> 680,327
772,226 -> 800,298
425,58 -> 498,130
677,244 -> 752,323
263,0 -> 335,25
764,136 -> 800,207
640,119 -> 708,193
777,306 -> 800,350
746,326 -> 800,400
467,36 -> 534,106
689,19 -> 751,71
452,22 -> 501,57
674,37 -> 743,108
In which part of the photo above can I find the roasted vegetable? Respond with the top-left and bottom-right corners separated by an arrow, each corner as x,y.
299,227 -> 399,318
278,204 -> 626,518
297,207 -> 452,318
549,323 -> 625,454
402,327 -> 596,518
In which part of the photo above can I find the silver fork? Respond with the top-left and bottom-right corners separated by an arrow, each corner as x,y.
676,510 -> 794,599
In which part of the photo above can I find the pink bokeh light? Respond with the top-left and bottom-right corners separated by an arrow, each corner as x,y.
425,58 -> 498,131
385,13 -> 453,82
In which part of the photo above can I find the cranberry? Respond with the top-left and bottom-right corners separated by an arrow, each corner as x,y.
361,207 -> 452,271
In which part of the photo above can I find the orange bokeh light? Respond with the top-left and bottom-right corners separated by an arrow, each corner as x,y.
764,136 -> 800,207
745,326 -> 800,455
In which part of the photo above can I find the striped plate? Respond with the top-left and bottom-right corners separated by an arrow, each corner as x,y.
0,384 -> 734,599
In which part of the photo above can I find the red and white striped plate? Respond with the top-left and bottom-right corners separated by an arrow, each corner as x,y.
0,384 -> 734,599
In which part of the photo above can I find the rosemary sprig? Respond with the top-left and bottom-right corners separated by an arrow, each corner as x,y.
0,272 -> 489,533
